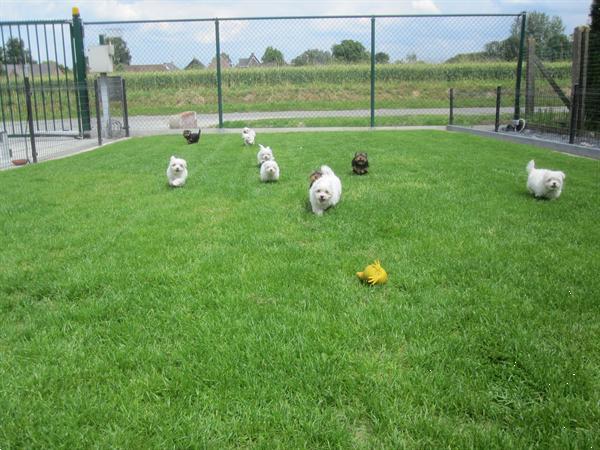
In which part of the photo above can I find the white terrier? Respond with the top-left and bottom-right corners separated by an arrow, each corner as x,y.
526,160 -> 565,200
242,127 -> 256,146
257,144 -> 274,165
260,160 -> 280,182
166,155 -> 188,187
309,165 -> 342,216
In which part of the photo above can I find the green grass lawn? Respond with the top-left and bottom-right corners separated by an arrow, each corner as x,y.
1,131 -> 598,448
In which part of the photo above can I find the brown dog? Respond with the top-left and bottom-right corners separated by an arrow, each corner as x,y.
352,152 -> 369,175
183,128 -> 201,144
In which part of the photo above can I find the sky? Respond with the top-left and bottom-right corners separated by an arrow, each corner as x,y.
1,0 -> 593,68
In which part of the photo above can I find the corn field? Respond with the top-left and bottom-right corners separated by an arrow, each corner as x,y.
98,61 -> 571,89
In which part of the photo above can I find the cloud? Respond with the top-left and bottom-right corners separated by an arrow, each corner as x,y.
411,0 -> 441,13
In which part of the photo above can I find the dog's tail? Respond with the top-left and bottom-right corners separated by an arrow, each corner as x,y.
526,160 -> 535,174
320,165 -> 335,176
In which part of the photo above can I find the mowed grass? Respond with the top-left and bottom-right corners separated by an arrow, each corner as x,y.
0,131 -> 598,448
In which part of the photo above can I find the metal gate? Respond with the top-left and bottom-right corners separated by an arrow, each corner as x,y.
0,11 -> 90,138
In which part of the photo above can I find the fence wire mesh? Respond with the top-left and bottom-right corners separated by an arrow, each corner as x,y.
83,14 -> 522,132
521,18 -> 599,147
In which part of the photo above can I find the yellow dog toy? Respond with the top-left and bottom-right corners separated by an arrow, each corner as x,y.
356,260 -> 388,285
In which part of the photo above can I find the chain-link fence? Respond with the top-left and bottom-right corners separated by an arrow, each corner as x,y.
3,11 -> 598,167
520,21 -> 600,148
83,14 -> 523,133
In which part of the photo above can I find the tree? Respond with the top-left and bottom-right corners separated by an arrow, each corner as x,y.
291,49 -> 332,66
586,0 -> 600,127
106,36 -> 131,66
185,58 -> 205,70
484,12 -> 571,61
261,46 -> 285,66
2,38 -> 33,64
375,52 -> 390,64
332,40 -> 369,63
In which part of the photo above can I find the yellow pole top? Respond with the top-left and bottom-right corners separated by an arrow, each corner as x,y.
72,6 -> 80,15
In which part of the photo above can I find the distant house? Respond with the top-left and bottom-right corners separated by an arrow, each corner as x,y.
237,53 -> 261,68
208,54 -> 232,69
121,63 -> 179,72
3,62 -> 65,77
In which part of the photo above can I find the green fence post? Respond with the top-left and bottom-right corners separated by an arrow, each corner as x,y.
72,7 -> 91,135
370,17 -> 376,128
514,11 -> 527,120
215,19 -> 224,129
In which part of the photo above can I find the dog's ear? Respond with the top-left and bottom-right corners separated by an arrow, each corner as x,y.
559,171 -> 566,180
170,155 -> 176,161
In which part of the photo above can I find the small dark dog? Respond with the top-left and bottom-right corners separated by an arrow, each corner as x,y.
503,118 -> 526,132
352,152 -> 369,175
309,170 -> 322,187
183,128 -> 201,144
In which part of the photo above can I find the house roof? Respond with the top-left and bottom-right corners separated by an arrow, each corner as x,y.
3,62 -> 64,77
237,53 -> 261,68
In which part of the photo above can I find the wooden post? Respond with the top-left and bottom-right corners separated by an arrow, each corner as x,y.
525,37 -> 535,117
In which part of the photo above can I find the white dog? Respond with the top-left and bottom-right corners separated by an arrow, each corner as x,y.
309,165 -> 342,216
257,144 -> 274,165
166,155 -> 188,187
242,127 -> 256,146
260,160 -> 280,182
526,160 -> 565,200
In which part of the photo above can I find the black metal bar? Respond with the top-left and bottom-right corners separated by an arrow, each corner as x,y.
370,17 -> 375,128
514,12 -> 527,120
495,86 -> 502,132
24,77 -> 37,163
34,24 -> 49,131
215,19 -> 223,128
121,78 -> 130,137
84,13 -> 523,25
94,79 -> 102,146
0,20 -> 71,25
569,84 -> 580,144
25,24 -> 41,132
69,23 -> 83,136
72,8 -> 91,134
60,23 -> 74,130
0,26 -> 9,132
0,84 -> 6,133
43,24 -> 57,130
1,26 -> 18,135
7,25 -> 25,136
449,88 -> 454,125
52,24 -> 66,130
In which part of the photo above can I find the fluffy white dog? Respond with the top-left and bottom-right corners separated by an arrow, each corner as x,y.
309,165 -> 342,216
257,144 -> 274,165
166,155 -> 188,187
260,160 -> 280,182
526,160 -> 565,200
242,127 -> 256,146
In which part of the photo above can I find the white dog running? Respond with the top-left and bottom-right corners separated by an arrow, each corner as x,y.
242,127 -> 256,146
526,160 -> 565,200
260,160 -> 280,182
257,144 -> 274,165
166,155 -> 188,187
309,165 -> 342,215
